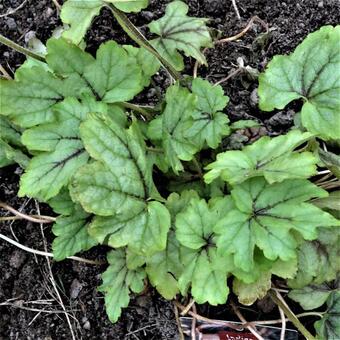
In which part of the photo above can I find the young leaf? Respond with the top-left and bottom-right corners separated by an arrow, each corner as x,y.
184,78 -> 230,149
233,272 -> 271,306
52,205 -> 98,261
288,228 -> 340,288
289,282 -> 339,310
148,1 -> 212,71
48,189 -> 75,215
205,130 -> 317,185
315,291 -> 340,340
161,85 -> 198,173
61,0 -> 149,45
175,198 -> 234,305
214,178 -> 339,272
71,113 -> 170,255
99,249 -> 146,323
258,26 -> 340,140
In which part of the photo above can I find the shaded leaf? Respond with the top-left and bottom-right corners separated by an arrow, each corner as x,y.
148,1 -> 212,71
205,130 -> 317,185
319,148 -> 340,178
288,228 -> 340,288
259,26 -> 340,140
146,231 -> 183,299
315,291 -> 340,340
289,281 -> 339,310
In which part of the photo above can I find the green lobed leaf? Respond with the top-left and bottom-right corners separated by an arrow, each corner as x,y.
99,249 -> 146,323
52,205 -> 98,261
175,197 -> 234,305
205,130 -> 317,185
161,84 -> 198,173
148,1 -> 212,71
214,178 -> 339,272
315,291 -> 340,340
258,26 -> 340,140
83,41 -> 143,103
61,0 -> 149,45
184,78 -> 230,149
71,113 -> 170,256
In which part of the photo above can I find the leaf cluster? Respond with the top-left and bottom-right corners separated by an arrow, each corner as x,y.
0,2 -> 339,332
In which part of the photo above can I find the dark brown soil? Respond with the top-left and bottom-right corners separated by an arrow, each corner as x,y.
0,0 -> 339,339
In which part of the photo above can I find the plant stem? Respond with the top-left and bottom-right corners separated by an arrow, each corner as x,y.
0,33 -> 45,62
269,290 -> 317,340
119,102 -> 154,120
107,4 -> 180,82
192,157 -> 203,178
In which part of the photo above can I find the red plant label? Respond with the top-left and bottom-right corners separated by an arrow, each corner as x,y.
218,331 -> 257,340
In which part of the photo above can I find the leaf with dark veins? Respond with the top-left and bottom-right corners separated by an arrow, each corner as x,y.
148,1 -> 212,71
259,26 -> 340,140
214,178 -> 339,272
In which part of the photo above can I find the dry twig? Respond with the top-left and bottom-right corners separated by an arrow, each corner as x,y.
231,301 -> 265,340
231,0 -> 241,21
0,0 -> 29,18
0,201 -> 56,223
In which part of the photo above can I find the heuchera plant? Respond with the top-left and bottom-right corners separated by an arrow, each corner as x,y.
0,1 -> 339,337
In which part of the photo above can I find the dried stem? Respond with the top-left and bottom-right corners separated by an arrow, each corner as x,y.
231,301 -> 265,340
216,16 -> 268,45
0,201 -> 56,223
231,0 -> 241,21
0,64 -> 13,79
0,0 -> 29,18
175,301 -> 244,331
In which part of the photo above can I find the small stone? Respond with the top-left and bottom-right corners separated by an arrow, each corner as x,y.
6,18 -> 17,30
3,52 -> 10,58
9,250 -> 26,269
83,321 -> 91,330
141,11 -> 154,21
318,1 -> 324,8
45,7 -> 54,18
70,279 -> 83,299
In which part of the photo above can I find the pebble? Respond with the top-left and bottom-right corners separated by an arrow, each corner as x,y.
70,279 -> 83,299
6,17 -> 17,31
318,1 -> 324,8
9,250 -> 26,269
